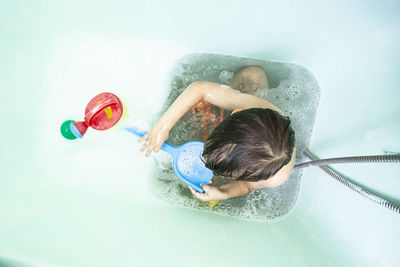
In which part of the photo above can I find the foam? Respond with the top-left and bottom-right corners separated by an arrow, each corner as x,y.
148,53 -> 320,220
218,70 -> 235,84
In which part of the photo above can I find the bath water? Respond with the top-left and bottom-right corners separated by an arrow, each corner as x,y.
149,53 -> 320,220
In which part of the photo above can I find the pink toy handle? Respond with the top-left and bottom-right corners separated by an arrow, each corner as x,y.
84,95 -> 119,125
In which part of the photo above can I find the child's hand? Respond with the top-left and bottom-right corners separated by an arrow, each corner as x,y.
138,123 -> 170,157
189,183 -> 225,202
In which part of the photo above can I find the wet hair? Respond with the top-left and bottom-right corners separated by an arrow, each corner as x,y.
203,108 -> 295,182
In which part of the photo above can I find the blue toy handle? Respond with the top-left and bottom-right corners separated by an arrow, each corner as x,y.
160,142 -> 178,157
124,127 -> 178,157
124,127 -> 146,137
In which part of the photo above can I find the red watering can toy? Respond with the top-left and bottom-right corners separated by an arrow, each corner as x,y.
60,92 -> 126,140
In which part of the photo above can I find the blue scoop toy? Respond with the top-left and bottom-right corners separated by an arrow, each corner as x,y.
125,127 -> 213,193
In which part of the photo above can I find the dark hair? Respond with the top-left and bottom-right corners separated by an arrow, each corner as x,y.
203,108 -> 295,182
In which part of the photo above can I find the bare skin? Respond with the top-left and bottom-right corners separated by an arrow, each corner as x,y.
138,66 -> 296,201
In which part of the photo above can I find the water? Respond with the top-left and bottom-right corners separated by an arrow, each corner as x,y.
149,53 -> 320,220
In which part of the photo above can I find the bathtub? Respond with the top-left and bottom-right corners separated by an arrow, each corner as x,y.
1,0 -> 399,266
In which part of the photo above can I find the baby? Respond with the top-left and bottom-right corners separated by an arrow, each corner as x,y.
138,66 -> 296,201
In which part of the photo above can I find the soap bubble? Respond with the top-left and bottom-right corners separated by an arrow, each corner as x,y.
218,70 -> 234,84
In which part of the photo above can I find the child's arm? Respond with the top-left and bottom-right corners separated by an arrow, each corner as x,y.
138,82 -> 206,156
201,82 -> 283,115
190,147 -> 296,201
189,181 -> 251,201
139,81 -> 283,156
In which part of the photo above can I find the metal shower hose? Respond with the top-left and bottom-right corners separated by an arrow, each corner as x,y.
294,150 -> 400,214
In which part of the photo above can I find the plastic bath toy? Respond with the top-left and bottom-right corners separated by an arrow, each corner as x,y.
125,127 -> 213,193
60,92 -> 126,139
192,100 -> 224,141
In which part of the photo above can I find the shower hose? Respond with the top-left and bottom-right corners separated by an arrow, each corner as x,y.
294,150 -> 400,214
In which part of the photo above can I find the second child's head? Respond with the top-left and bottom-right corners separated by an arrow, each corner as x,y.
203,108 -> 295,182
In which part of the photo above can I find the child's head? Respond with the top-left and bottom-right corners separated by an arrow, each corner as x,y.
203,108 -> 295,182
